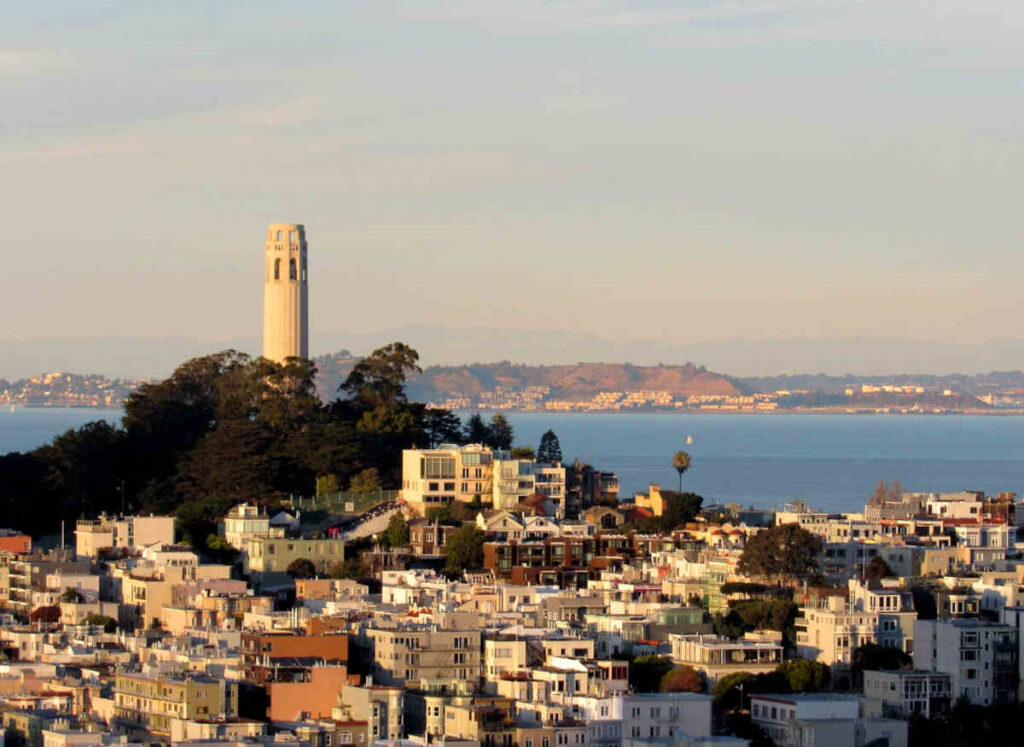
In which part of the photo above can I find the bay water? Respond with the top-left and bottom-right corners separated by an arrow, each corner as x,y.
3,407 -> 1023,514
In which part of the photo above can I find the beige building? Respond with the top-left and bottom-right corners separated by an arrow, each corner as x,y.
219,502 -> 283,550
74,515 -> 175,559
263,222 -> 309,362
492,458 -> 567,515
401,444 -> 496,514
333,682 -> 404,742
367,626 -> 481,695
113,673 -> 237,736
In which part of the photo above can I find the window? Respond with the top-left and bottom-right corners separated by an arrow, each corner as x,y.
289,257 -> 297,280
273,258 -> 280,279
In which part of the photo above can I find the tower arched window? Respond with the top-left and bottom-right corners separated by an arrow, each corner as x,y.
273,258 -> 281,280
289,258 -> 297,280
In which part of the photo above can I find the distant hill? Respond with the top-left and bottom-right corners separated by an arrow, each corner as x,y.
315,354 -> 744,404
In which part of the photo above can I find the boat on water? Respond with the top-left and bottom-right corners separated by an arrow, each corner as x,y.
685,435 -> 693,445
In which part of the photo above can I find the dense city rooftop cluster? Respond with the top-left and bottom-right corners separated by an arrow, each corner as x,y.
1,447 -> 1023,747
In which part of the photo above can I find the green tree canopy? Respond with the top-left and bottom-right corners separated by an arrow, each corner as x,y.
510,446 -> 536,460
349,467 -> 381,493
286,558 -> 317,579
537,430 -> 563,464
60,587 -> 84,604
443,525 -> 485,576
463,414 -> 490,445
340,342 -> 421,411
381,512 -> 410,548
83,614 -> 118,633
423,409 -> 464,448
777,659 -> 830,693
737,524 -> 824,584
630,655 -> 675,693
487,414 -> 514,450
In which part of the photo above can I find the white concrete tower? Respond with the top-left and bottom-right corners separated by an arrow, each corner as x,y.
262,223 -> 309,362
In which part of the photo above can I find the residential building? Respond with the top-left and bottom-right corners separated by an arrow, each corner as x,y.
750,693 -> 907,747
245,536 -> 345,588
366,626 -> 481,696
401,444 -> 496,513
913,619 -> 1018,706
863,669 -> 952,719
113,673 -> 237,736
74,515 -> 174,559
669,633 -> 783,685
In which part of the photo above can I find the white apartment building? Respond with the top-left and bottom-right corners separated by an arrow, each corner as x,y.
401,444 -> 496,513
568,692 -> 712,747
74,514 -> 175,559
797,580 -> 916,680
750,693 -> 907,747
669,633 -> 783,685
863,669 -> 952,719
493,458 -> 567,515
219,502 -> 284,550
913,619 -> 1018,706
366,626 -> 482,696
925,492 -> 983,520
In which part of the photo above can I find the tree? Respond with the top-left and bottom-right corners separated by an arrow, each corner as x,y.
660,665 -> 703,693
660,492 -> 703,530
423,409 -> 463,448
339,342 -> 421,411
444,525 -> 485,576
316,474 -> 340,496
205,533 -> 240,564
510,446 -> 536,460
349,467 -> 381,493
671,450 -> 692,492
83,613 -> 118,633
487,414 -> 514,450
463,414 -> 490,444
426,503 -> 470,526
381,512 -> 410,548
853,643 -> 912,683
777,659 -> 830,693
537,430 -> 563,464
737,524 -> 824,584
60,587 -> 84,604
864,555 -> 895,583
630,655 -> 675,693
286,558 -> 317,579
30,606 -> 60,624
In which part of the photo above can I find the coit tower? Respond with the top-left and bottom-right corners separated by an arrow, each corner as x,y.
262,223 -> 309,362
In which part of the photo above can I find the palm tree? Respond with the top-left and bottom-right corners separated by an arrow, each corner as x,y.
671,450 -> 691,492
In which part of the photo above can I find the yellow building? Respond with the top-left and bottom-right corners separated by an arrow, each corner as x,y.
114,673 -> 237,736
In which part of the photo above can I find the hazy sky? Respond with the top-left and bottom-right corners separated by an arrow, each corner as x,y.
3,1 -> 1023,370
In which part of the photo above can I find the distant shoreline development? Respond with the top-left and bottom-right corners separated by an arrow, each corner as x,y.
4,361 -> 1024,414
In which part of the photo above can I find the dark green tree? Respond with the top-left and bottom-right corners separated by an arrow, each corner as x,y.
487,414 -> 514,450
83,614 -> 118,633
510,446 -> 536,460
423,409 -> 464,447
629,655 -> 675,693
777,659 -> 830,692
853,643 -> 912,683
339,342 -> 421,411
463,414 -> 490,444
443,525 -> 485,576
864,555 -> 895,583
381,513 -> 410,548
286,558 -> 318,579
60,587 -> 84,604
737,524 -> 824,584
537,430 -> 563,464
